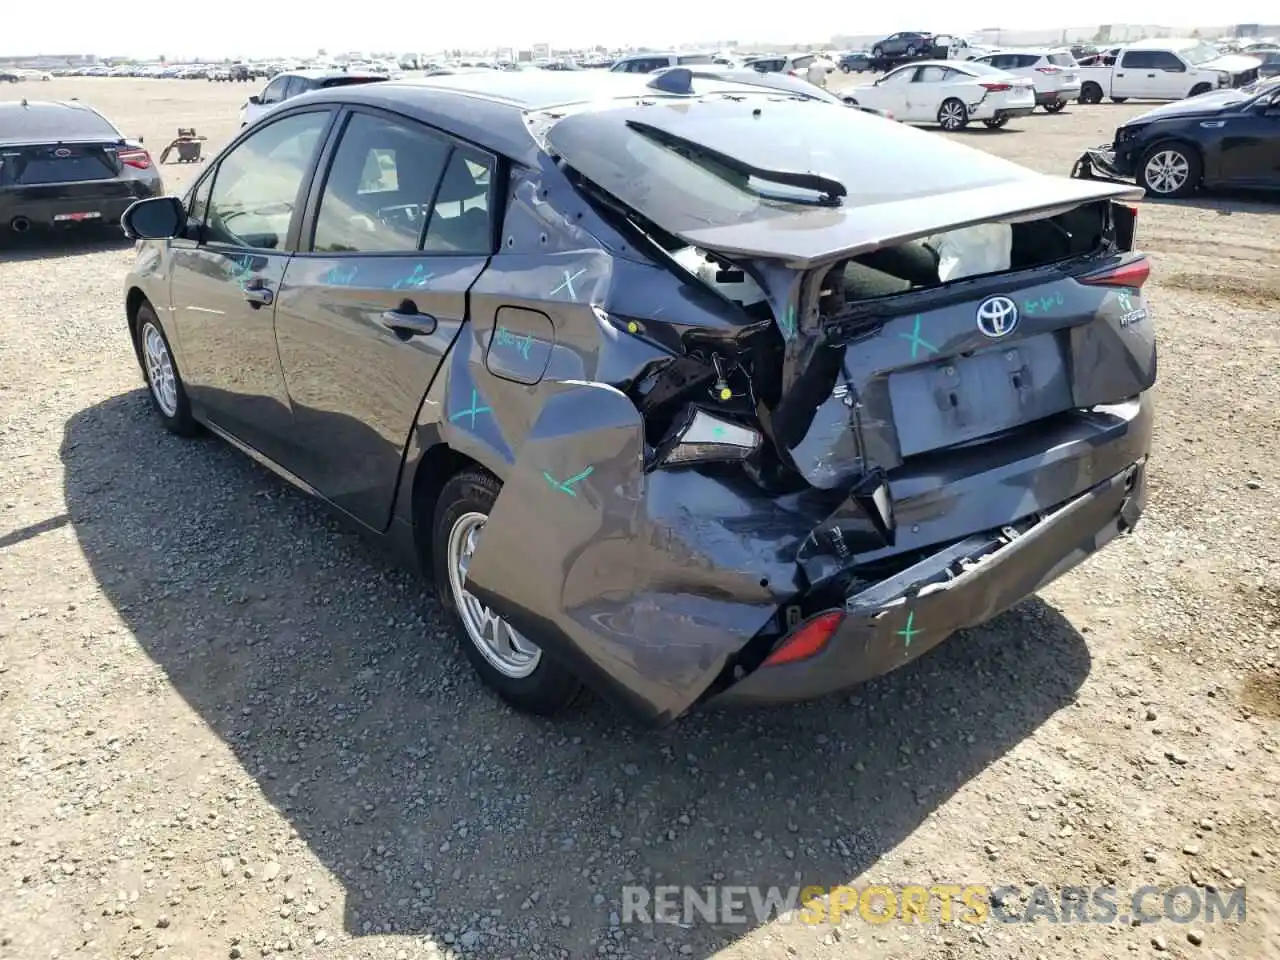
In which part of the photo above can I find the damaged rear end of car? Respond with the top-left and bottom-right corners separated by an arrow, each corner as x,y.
462,92 -> 1155,725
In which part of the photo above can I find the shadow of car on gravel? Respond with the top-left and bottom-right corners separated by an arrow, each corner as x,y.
61,389 -> 1092,958
0,227 -> 134,262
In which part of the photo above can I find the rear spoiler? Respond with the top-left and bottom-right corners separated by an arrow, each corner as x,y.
670,176 -> 1145,268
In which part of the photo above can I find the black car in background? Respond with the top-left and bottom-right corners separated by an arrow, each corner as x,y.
870,32 -> 935,60
839,52 -> 872,73
1073,78 -> 1280,197
0,99 -> 163,238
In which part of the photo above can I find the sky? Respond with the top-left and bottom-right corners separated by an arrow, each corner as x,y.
5,3 -> 1277,58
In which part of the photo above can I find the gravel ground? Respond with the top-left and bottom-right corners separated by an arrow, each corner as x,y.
1,76 -> 1277,960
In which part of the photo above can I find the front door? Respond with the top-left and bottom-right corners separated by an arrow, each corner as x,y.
168,109 -> 333,461
1215,92 -> 1280,185
272,108 -> 496,530
906,65 -> 951,121
868,65 -> 915,117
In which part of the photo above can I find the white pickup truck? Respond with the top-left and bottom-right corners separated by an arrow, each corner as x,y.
1077,38 -> 1262,103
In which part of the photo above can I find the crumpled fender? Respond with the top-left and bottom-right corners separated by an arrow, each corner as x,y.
463,380 -> 806,724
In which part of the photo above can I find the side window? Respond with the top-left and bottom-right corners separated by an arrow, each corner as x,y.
879,67 -> 914,85
204,111 -> 330,250
312,112 -> 452,254
1120,51 -> 1156,69
185,173 -> 213,240
422,148 -> 494,255
260,76 -> 289,104
793,55 -> 815,69
1150,52 -> 1186,71
914,66 -> 949,82
1014,55 -> 1041,69
283,76 -> 309,99
677,54 -> 714,65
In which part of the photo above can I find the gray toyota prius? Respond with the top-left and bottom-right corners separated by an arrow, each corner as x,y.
120,69 -> 1156,726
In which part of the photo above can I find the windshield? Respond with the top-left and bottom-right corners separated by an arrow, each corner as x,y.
1183,42 -> 1223,65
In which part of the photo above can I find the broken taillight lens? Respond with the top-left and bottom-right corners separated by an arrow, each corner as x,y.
1078,256 -> 1150,289
762,611 -> 844,666
654,407 -> 762,467
118,147 -> 152,170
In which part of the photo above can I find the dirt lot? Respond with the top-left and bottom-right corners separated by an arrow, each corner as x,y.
1,75 -> 1278,960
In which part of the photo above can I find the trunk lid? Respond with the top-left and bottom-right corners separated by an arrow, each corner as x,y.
0,140 -> 131,198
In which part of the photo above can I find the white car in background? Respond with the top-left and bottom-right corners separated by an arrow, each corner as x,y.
845,59 -> 1035,130
971,49 -> 1081,112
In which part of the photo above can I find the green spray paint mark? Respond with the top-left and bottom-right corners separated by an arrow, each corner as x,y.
896,609 -> 923,648
778,304 -> 797,341
1022,291 -> 1065,316
1117,289 -> 1134,312
494,326 -> 533,360
543,466 -> 594,497
449,388 -> 491,428
898,316 -> 938,360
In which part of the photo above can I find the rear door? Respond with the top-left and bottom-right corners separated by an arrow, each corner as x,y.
168,108 -> 334,461
271,107 -> 496,529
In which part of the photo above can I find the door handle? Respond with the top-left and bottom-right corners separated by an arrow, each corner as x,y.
380,300 -> 438,337
1147,73 -> 1156,78
242,279 -> 273,307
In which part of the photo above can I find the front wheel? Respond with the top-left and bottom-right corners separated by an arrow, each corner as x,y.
1043,100 -> 1067,113
1188,82 -> 1212,97
938,98 -> 969,131
433,469 -> 584,716
134,303 -> 199,436
1139,143 -> 1202,198
1079,81 -> 1103,104
983,116 -> 1009,129
841,64 -> 851,73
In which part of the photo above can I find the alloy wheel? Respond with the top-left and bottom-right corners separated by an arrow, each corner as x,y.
1143,150 -> 1190,194
446,511 -> 542,678
939,101 -> 965,129
141,321 -> 178,417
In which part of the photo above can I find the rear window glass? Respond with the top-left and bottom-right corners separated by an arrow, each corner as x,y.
544,96 -> 1034,233
1047,53 -> 1077,66
677,54 -> 714,65
319,76 -> 389,89
1,104 -> 119,141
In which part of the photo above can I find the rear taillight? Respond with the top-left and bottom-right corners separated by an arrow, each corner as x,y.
1036,66 -> 1062,74
118,147 -> 152,170
980,82 -> 1011,92
762,611 -> 844,667
787,69 -> 798,77
1079,256 -> 1150,289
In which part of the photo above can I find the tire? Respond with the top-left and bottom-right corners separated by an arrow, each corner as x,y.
1138,142 -> 1202,198
432,469 -> 584,716
841,64 -> 851,73
133,303 -> 199,436
1043,100 -> 1067,113
983,117 -> 1009,129
1079,81 -> 1103,104
937,98 -> 969,131
1188,82 -> 1212,97
1111,96 -> 1128,103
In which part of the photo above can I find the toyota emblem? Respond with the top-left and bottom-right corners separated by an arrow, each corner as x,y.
53,147 -> 72,158
975,296 -> 1019,338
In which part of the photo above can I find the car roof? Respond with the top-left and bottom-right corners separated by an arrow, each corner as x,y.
284,68 -> 385,80
1126,38 -> 1201,52
286,70 -> 851,166
0,99 -> 120,145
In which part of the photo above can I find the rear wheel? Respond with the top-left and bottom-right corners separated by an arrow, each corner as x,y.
1139,142 -> 1202,198
1079,81 -> 1103,104
134,303 -> 199,436
433,469 -> 584,716
983,116 -> 1009,128
1043,100 -> 1067,113
938,98 -> 969,130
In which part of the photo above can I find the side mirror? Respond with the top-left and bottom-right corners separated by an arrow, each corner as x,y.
121,196 -> 185,240
248,94 -> 261,104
